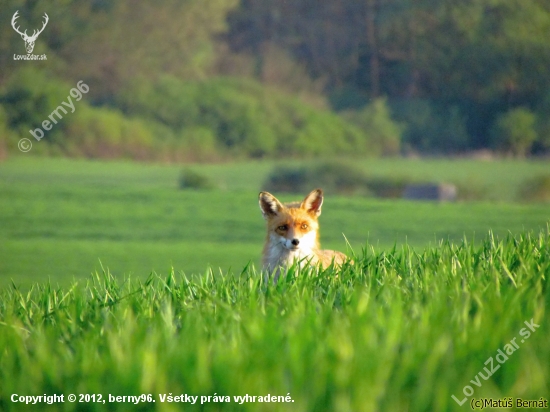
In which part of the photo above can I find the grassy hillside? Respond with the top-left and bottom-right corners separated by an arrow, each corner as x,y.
0,230 -> 548,411
1,157 -> 549,287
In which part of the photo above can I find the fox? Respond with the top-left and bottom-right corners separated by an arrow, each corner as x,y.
259,188 -> 347,280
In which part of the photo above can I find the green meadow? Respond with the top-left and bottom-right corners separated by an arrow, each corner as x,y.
0,156 -> 549,287
0,156 -> 549,411
0,229 -> 548,411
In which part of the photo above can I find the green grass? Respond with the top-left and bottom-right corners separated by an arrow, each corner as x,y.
1,157 -> 549,287
2,155 -> 549,197
1,157 -> 549,410
0,229 -> 548,411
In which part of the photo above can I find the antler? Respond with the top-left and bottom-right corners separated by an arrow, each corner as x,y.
11,10 -> 27,37
11,11 -> 48,40
28,13 -> 49,40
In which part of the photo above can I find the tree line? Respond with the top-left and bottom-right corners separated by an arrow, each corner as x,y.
1,0 -> 549,160
225,0 -> 550,155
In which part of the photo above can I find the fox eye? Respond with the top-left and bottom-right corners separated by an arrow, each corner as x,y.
278,225 -> 288,231
301,223 -> 308,230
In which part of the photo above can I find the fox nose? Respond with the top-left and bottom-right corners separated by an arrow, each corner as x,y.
291,239 -> 300,246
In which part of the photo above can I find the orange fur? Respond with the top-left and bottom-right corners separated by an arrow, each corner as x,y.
259,189 -> 347,280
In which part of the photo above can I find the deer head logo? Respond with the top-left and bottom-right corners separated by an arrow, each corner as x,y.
11,11 -> 49,54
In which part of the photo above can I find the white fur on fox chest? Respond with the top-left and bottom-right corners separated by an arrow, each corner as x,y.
263,230 -> 319,271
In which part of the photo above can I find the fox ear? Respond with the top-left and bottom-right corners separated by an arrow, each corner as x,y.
259,191 -> 284,219
301,189 -> 323,216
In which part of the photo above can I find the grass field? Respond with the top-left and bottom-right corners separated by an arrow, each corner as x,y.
0,230 -> 548,411
0,156 -> 549,287
0,156 -> 549,411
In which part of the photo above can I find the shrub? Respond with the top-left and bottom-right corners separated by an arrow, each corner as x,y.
263,161 -> 371,195
64,106 -> 157,160
263,161 -> 414,197
263,167 -> 309,194
491,108 -> 538,157
518,175 -> 550,202
179,169 -> 216,190
178,127 -> 220,162
363,177 -> 411,198
117,75 -> 200,130
117,76 -> 371,158
343,98 -> 404,156
0,68 -> 70,140
0,69 -> 165,160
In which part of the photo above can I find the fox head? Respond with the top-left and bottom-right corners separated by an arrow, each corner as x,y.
259,189 -> 323,253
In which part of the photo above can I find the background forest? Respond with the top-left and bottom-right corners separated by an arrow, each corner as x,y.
1,0 -> 549,161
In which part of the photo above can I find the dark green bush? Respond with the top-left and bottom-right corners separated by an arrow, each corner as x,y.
263,161 -> 413,197
362,177 -> 411,198
264,167 -> 310,194
0,68 -> 70,140
263,161 -> 370,195
179,169 -> 216,190
518,175 -> 550,203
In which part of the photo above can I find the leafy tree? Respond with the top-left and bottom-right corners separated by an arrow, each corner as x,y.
343,98 -> 403,155
58,0 -> 239,99
491,108 -> 538,157
0,68 -> 69,139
